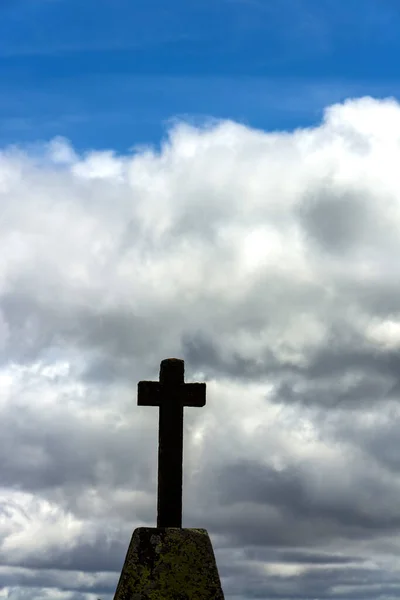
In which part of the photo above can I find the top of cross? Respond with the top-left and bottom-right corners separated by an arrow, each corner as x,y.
138,358 -> 206,408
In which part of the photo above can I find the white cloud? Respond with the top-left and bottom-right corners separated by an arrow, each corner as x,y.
2,97 -> 400,599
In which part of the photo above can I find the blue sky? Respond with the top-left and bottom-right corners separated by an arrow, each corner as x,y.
1,0 -> 400,151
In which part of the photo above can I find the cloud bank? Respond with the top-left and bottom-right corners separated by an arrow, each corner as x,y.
1,96 -> 400,599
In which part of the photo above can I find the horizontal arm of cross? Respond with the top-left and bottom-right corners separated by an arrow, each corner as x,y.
138,381 -> 206,407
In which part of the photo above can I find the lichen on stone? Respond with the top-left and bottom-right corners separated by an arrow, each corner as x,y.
113,527 -> 224,600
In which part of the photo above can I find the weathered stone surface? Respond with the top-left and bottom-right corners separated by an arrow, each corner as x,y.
113,527 -> 225,600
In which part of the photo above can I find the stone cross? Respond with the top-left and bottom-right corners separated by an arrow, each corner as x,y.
137,358 -> 206,528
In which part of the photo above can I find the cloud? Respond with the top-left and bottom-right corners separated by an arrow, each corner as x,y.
1,96 -> 400,599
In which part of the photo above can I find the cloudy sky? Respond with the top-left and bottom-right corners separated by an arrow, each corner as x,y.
2,1 -> 400,600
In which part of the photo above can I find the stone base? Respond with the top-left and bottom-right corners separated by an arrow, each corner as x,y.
113,527 -> 225,600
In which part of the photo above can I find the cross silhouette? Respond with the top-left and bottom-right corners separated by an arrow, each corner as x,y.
137,358 -> 206,528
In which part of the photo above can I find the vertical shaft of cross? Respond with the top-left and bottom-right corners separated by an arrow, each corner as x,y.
157,394 -> 184,528
157,359 -> 184,527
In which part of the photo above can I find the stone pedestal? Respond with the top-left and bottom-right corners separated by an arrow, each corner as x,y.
113,527 -> 225,599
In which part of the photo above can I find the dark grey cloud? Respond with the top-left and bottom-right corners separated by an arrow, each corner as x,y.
299,189 -> 368,254
1,533 -> 127,573
245,547 -> 361,565
213,458 -> 400,540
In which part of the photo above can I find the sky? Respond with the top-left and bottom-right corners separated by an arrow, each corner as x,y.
3,1 -> 400,600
